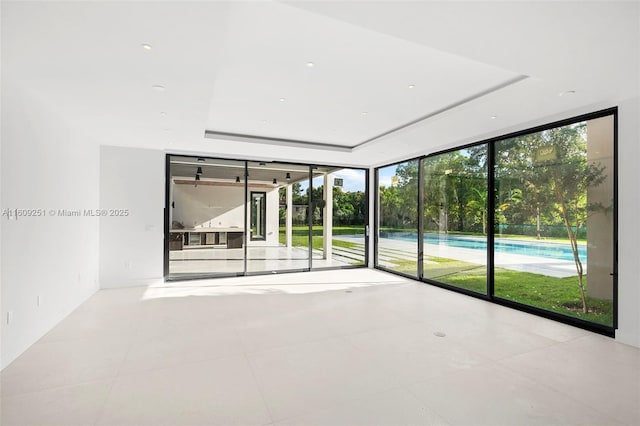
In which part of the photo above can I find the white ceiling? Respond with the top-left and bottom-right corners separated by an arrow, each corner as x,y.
2,1 -> 638,167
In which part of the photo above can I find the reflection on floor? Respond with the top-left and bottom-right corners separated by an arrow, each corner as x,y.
2,269 -> 638,425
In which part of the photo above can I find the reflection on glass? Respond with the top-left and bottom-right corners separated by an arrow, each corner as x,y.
168,157 -> 245,278
494,116 -> 614,326
422,146 -> 488,294
376,160 -> 419,277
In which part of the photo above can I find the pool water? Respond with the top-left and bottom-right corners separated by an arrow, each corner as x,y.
380,232 -> 586,262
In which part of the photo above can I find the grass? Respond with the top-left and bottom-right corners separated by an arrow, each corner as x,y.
280,225 -> 610,326
383,255 -> 612,326
278,225 -> 364,249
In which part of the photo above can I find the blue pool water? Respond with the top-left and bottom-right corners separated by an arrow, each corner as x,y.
380,232 -> 586,262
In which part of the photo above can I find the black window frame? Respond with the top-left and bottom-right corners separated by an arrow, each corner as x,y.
374,107 -> 618,337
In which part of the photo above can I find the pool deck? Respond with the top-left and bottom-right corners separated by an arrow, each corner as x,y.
343,236 -> 584,278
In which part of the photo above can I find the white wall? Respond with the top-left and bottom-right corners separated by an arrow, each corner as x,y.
172,182 -> 279,246
615,96 -> 640,347
99,146 -> 165,288
1,86 -> 100,369
172,183 -> 244,229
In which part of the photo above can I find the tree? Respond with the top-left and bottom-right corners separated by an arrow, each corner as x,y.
497,123 -> 607,313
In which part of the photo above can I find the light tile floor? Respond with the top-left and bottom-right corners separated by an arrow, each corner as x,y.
1,269 -> 638,425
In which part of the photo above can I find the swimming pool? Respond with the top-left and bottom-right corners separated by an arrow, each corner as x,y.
379,231 -> 586,262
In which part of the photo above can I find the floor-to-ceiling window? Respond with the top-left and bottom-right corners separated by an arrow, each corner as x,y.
376,160 -> 419,278
167,157 -> 246,278
374,108 -> 616,334
246,161 -> 310,274
421,146 -> 488,294
493,114 -> 615,327
166,156 -> 368,279
312,167 -> 368,270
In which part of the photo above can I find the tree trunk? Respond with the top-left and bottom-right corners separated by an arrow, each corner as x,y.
552,176 -> 588,313
482,210 -> 487,235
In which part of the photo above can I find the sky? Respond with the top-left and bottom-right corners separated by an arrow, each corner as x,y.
298,168 -> 367,193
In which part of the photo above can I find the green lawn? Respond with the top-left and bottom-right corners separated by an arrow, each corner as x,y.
279,225 -> 364,249
384,256 -> 612,326
284,225 -> 610,326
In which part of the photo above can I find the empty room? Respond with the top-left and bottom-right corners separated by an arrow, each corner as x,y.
1,1 -> 639,425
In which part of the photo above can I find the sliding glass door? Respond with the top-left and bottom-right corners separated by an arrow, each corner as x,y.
493,115 -> 615,326
245,161 -> 311,274
374,108 -> 616,333
167,157 -> 245,278
422,146 -> 488,294
376,160 -> 419,278
167,156 -> 369,280
312,167 -> 368,270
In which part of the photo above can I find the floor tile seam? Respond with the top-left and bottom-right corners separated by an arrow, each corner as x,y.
115,349 -> 250,378
0,375 -> 117,400
496,355 -> 610,400
494,358 -> 629,425
91,376 -> 119,426
242,352 -> 276,425
112,349 -> 250,381
497,339 -> 640,383
396,354 -> 502,389
112,335 -> 137,380
315,300 -> 421,328
36,332 -> 141,346
569,332 -> 640,356
401,379 -> 458,426
518,323 -> 590,344
269,382 -> 409,424
402,359 -> 615,423
481,338 -> 564,364
240,333 -> 357,358
323,317 -> 432,349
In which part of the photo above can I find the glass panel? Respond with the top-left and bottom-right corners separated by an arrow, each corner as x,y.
311,172 -> 325,263
250,191 -> 266,240
376,160 -> 419,277
422,146 -> 488,294
168,156 -> 245,278
312,167 -> 368,269
246,162 -> 310,273
494,116 -> 615,326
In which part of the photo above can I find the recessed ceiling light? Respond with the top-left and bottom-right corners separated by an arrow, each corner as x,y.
559,90 -> 576,97
261,120 -> 267,124
408,84 -> 415,89
141,43 -> 152,51
152,85 -> 165,92
361,112 -> 368,116
160,112 -> 167,117
279,98 -> 286,102
306,62 -> 315,67
490,115 -> 497,119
